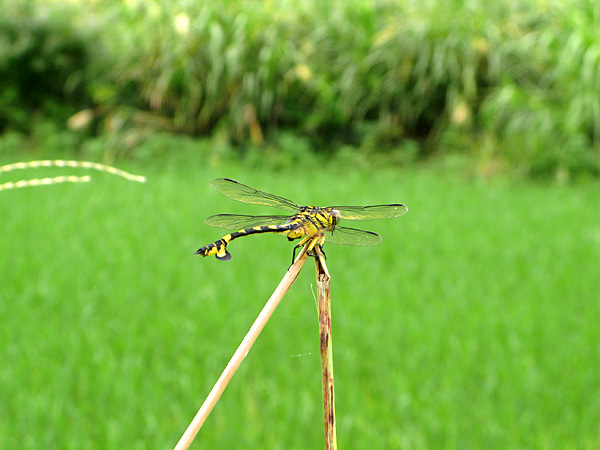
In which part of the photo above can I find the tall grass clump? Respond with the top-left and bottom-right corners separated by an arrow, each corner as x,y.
480,0 -> 600,177
88,0 -> 600,174
91,1 -> 300,141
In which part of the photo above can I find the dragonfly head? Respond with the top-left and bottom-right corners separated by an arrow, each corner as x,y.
330,209 -> 341,227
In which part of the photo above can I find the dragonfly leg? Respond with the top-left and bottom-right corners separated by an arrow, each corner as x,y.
291,243 -> 302,265
290,236 -> 314,266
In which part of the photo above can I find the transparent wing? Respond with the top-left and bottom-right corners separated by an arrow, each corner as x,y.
211,178 -> 301,212
324,226 -> 382,246
205,214 -> 292,230
330,204 -> 408,220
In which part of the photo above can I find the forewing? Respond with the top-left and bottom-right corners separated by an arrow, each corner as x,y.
331,204 -> 408,220
205,214 -> 292,230
211,178 -> 301,212
324,226 -> 382,246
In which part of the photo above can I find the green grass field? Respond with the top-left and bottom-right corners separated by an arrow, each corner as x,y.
1,157 -> 599,449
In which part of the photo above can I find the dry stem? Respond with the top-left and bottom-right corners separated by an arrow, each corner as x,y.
315,247 -> 337,450
174,245 -> 310,450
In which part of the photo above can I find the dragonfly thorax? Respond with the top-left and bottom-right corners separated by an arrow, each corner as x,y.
283,207 -> 339,240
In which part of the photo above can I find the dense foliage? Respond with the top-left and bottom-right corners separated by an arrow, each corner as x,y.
0,2 -> 90,130
1,0 -> 599,177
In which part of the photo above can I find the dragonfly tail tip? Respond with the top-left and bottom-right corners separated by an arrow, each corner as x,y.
216,250 -> 232,261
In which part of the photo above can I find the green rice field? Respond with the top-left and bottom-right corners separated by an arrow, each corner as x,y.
1,156 -> 599,449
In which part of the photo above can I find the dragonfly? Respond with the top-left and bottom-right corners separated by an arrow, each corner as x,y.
195,178 -> 408,262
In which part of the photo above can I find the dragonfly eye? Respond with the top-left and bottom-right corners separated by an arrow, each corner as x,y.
331,209 -> 341,225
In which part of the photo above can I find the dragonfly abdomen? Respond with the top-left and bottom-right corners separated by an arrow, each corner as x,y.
195,223 -> 300,260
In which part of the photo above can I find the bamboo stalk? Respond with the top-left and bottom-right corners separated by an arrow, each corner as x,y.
174,245 -> 311,450
314,246 -> 337,450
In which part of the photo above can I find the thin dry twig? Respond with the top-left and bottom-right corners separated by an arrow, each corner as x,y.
174,245 -> 311,450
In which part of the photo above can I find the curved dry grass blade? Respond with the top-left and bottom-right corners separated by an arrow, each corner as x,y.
0,160 -> 146,183
0,175 -> 91,191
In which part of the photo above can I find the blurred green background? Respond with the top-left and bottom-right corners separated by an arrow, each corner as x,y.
1,0 -> 599,449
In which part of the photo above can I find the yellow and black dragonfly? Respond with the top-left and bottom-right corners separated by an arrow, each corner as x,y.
195,178 -> 408,262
